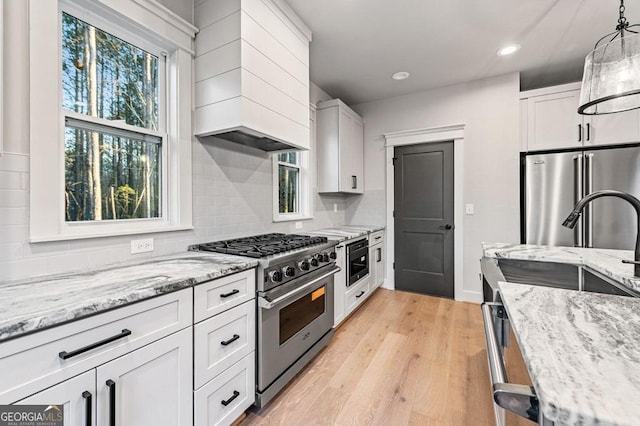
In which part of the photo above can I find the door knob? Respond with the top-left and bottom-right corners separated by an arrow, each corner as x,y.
440,224 -> 453,230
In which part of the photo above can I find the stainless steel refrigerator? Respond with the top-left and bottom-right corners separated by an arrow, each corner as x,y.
522,144 -> 640,249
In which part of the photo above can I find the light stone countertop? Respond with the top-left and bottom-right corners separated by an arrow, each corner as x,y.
307,225 -> 385,242
499,282 -> 640,426
0,252 -> 257,342
482,242 -> 640,292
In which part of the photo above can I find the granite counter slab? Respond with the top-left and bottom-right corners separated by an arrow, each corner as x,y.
499,282 -> 640,426
483,242 -> 640,292
0,252 -> 257,342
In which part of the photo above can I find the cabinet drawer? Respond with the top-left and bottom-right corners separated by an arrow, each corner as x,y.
370,230 -> 384,243
194,270 -> 255,323
0,289 -> 192,404
345,276 -> 370,314
194,352 -> 255,426
194,300 -> 256,389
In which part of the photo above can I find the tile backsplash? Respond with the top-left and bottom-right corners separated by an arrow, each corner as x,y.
0,137 -> 347,282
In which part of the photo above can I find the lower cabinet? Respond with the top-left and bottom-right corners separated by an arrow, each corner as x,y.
18,370 -> 95,426
194,353 -> 255,426
96,327 -> 193,426
15,327 -> 193,426
369,230 -> 385,289
345,275 -> 371,313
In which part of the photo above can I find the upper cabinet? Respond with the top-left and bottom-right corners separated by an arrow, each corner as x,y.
317,99 -> 364,194
193,0 -> 312,151
521,82 -> 640,152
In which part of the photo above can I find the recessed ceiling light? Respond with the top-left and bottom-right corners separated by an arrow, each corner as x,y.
497,44 -> 521,56
392,71 -> 410,80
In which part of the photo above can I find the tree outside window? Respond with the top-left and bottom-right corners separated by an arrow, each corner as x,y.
61,13 -> 163,222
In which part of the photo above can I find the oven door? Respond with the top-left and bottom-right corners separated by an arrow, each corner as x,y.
481,302 -> 540,425
347,240 -> 369,286
257,265 -> 338,392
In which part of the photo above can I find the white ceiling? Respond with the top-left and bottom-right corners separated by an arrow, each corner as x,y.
286,0 -> 639,105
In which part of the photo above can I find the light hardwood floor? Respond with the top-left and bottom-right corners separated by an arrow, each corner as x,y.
243,288 -> 496,426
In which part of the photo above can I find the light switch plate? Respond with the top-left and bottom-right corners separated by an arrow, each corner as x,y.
131,238 -> 154,254
465,204 -> 474,215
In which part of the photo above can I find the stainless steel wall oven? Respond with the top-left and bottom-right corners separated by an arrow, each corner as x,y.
346,238 -> 369,286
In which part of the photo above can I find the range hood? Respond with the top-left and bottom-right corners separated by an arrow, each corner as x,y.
193,0 -> 312,152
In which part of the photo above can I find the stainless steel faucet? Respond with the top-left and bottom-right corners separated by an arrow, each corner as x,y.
562,190 -> 640,277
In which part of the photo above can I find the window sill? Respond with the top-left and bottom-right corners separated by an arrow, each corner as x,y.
29,224 -> 194,243
272,215 -> 314,223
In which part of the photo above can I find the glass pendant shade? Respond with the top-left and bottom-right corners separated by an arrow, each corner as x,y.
579,34 -> 640,115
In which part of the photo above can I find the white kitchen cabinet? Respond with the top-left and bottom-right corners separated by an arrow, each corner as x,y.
96,327 -> 193,426
369,230 -> 385,289
6,289 -> 193,426
521,82 -> 640,151
193,271 -> 256,425
333,243 -> 347,327
17,370 -> 95,426
317,99 -> 365,194
345,275 -> 370,314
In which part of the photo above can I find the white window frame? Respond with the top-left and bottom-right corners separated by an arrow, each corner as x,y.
29,0 -> 196,242
272,151 -> 312,222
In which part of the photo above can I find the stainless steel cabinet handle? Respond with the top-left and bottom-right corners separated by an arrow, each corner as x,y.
573,155 -> 584,247
481,303 -> 539,422
584,154 -> 594,248
59,329 -> 131,360
82,391 -> 92,426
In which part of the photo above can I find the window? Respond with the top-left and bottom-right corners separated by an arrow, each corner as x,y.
62,13 -> 164,222
29,0 -> 195,241
273,151 -> 311,221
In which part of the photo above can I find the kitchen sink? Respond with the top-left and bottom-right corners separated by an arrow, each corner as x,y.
482,257 -> 639,302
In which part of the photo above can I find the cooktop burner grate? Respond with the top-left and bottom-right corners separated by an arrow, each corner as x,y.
193,233 -> 328,258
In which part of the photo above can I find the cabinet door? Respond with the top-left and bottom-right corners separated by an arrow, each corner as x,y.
333,244 -> 347,327
587,109 -> 640,146
351,118 -> 364,194
16,370 -> 95,426
96,328 -> 193,426
338,109 -> 353,191
526,91 -> 583,151
374,242 -> 384,288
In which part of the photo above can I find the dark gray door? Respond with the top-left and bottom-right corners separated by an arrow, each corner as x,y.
394,142 -> 454,298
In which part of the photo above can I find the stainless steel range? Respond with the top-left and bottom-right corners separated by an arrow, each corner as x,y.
191,233 -> 339,408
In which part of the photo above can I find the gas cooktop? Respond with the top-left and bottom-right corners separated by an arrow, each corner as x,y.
191,233 -> 329,258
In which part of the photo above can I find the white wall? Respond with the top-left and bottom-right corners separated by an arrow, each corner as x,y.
0,1 -> 345,282
347,73 -> 521,300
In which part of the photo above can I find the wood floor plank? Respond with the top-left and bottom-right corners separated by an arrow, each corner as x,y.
242,289 -> 496,426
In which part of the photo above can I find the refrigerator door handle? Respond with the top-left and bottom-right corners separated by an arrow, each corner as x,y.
585,153 -> 594,248
573,155 -> 584,247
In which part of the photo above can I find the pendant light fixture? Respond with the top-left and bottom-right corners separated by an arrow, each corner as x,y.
578,0 -> 640,115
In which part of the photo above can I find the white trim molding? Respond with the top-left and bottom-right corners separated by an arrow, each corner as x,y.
384,123 -> 469,302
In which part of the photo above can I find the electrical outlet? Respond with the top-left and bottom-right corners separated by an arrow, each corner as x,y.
465,203 -> 475,215
333,203 -> 337,213
131,238 -> 154,254
295,221 -> 302,230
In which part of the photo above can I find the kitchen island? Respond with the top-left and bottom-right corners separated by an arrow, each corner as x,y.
499,282 -> 640,425
483,242 -> 640,425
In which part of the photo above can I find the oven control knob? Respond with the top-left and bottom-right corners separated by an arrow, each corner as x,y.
320,253 -> 330,263
269,270 -> 283,282
282,266 -> 295,277
310,256 -> 319,267
298,260 -> 310,271
329,251 -> 337,260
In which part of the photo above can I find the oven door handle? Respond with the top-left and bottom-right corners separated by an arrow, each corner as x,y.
259,266 -> 340,310
481,303 -> 539,423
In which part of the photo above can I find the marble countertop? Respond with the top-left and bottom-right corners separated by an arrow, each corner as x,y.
0,252 -> 257,342
499,282 -> 640,425
307,225 -> 385,242
483,242 -> 640,292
